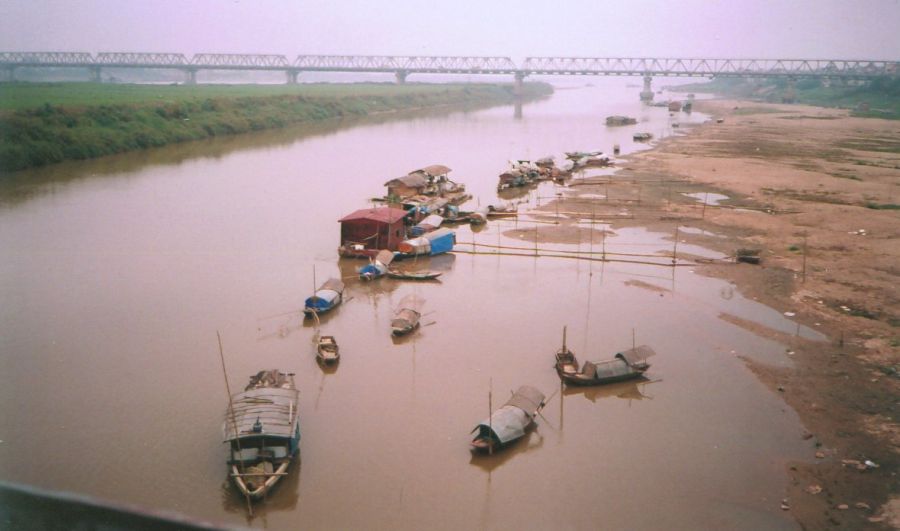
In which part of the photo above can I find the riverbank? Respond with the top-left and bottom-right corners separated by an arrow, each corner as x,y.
0,82 -> 552,172
537,99 -> 899,529
672,77 -> 900,120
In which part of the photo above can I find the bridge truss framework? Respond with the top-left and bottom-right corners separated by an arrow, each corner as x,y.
1,52 -> 896,85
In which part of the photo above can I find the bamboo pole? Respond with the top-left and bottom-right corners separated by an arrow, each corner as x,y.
218,331 -> 253,516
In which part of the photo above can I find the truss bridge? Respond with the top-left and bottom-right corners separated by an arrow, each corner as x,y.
2,52 -> 896,98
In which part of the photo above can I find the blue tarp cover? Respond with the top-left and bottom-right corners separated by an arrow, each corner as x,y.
305,289 -> 340,311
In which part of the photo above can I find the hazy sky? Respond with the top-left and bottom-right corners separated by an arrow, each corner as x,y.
2,0 -> 899,61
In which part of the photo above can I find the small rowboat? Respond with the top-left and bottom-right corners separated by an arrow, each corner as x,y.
387,269 -> 442,281
316,335 -> 339,364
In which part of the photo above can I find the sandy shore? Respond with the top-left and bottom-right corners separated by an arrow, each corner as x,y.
535,99 -> 899,529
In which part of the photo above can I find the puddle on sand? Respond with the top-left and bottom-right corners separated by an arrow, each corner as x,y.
683,192 -> 730,205
679,225 -> 726,238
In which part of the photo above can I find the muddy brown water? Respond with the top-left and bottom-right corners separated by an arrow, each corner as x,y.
0,81 -> 821,529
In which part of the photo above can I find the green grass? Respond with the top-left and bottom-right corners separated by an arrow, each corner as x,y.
0,82 -> 553,172
673,77 -> 900,119
0,82 -> 529,110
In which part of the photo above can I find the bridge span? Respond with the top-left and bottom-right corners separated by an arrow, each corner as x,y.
1,52 -> 897,98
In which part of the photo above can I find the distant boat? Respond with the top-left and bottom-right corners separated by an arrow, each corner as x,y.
316,335 -> 339,365
486,204 -> 518,219
359,250 -> 395,281
391,294 -> 424,336
605,115 -> 637,126
303,278 -> 345,317
468,207 -> 488,225
633,132 -> 653,141
224,370 -> 300,500
386,269 -> 442,281
409,214 -> 444,237
554,327 -> 655,386
471,385 -> 547,453
398,227 -> 456,257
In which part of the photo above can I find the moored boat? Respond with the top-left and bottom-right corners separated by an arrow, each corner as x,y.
398,227 -> 456,257
303,278 -> 345,316
386,269 -> 442,281
471,385 -> 546,453
554,327 -> 655,386
316,335 -> 339,364
224,370 -> 300,501
359,250 -> 395,281
391,294 -> 424,336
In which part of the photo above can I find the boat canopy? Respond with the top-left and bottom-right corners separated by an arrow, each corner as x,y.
360,262 -> 387,277
384,174 -> 428,188
306,290 -> 339,310
476,407 -> 530,445
391,309 -> 420,330
223,387 -> 299,441
321,278 -> 345,293
375,250 -> 395,266
505,385 -> 545,413
413,164 -> 451,177
396,294 -> 425,313
398,236 -> 430,255
616,345 -> 656,366
583,358 -> 632,380
415,214 -> 443,229
473,386 -> 544,445
424,228 -> 455,254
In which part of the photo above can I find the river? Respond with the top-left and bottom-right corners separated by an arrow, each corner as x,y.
0,79 -> 818,530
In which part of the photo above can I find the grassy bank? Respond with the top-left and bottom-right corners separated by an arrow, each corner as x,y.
673,77 -> 900,119
0,82 -> 552,172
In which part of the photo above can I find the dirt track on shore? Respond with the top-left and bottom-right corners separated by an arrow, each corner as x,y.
537,99 -> 900,529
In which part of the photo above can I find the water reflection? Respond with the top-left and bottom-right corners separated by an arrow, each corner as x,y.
562,377 -> 659,403
0,99 -> 538,208
468,428 -> 546,474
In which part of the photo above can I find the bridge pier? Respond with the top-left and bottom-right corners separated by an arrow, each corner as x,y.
90,66 -> 102,83
639,75 -> 654,102
513,71 -> 526,97
782,78 -> 796,103
184,68 -> 198,85
395,70 -> 408,84
286,69 -> 300,84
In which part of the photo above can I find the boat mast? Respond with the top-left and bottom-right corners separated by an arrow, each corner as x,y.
488,378 -> 493,455
218,331 -> 253,516
562,326 -> 567,352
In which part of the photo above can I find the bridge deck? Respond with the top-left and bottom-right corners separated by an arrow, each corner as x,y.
1,52 -> 896,79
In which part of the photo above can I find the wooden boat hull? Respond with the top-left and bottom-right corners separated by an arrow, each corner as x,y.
557,367 -> 647,386
391,322 -> 420,336
387,271 -> 442,281
316,352 -> 339,364
230,460 -> 291,501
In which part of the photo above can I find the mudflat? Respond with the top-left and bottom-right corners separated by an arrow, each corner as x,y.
540,98 -> 900,529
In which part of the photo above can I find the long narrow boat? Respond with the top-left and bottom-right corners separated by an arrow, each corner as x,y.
470,385 -> 546,453
303,278 -> 344,317
386,269 -> 442,281
555,327 -> 655,386
224,370 -> 300,500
